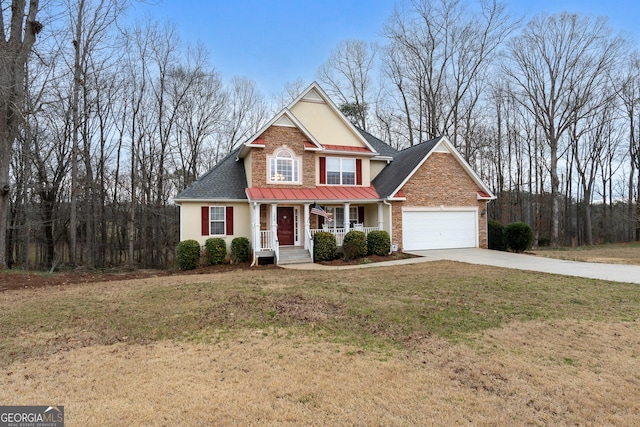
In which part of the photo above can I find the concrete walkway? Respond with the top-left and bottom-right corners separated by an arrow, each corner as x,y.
282,248 -> 640,284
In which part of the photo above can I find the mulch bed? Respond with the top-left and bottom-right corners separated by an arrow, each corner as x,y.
0,252 -> 418,291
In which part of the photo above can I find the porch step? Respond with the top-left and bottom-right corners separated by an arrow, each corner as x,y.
278,247 -> 313,265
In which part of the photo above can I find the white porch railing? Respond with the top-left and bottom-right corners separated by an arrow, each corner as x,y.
257,226 -> 379,262
310,227 -> 379,246
260,230 -> 273,250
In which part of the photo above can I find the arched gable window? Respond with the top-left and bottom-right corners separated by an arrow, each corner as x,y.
269,148 -> 300,183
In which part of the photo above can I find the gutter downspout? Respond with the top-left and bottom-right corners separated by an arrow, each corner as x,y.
383,199 -> 393,255
250,202 -> 258,266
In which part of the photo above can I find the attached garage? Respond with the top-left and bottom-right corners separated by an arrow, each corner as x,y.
402,209 -> 478,251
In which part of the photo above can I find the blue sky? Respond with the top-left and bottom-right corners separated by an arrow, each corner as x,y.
130,0 -> 640,96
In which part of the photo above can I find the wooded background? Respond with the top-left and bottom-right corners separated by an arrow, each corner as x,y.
1,0 -> 639,270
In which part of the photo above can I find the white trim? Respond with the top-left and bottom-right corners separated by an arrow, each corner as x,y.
238,109 -> 323,158
321,148 -> 377,157
402,206 -> 479,212
274,115 -> 296,127
207,206 -> 227,237
174,198 -> 244,204
267,147 -> 301,184
325,157 -> 356,186
301,88 -> 324,102
294,206 -> 301,246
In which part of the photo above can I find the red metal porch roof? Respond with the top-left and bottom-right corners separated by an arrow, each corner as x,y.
246,186 -> 380,202
322,144 -> 372,153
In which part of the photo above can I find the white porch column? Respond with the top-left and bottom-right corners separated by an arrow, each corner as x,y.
252,203 -> 261,251
271,203 -> 278,237
377,202 -> 384,230
303,203 -> 310,250
343,202 -> 351,231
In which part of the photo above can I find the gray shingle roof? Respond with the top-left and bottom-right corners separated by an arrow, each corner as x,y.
355,127 -> 398,158
174,147 -> 247,200
372,137 -> 442,198
174,132 -> 439,202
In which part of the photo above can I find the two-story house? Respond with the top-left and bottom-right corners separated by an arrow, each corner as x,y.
174,82 -> 495,265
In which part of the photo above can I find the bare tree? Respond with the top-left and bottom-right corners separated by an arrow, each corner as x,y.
570,94 -> 617,245
170,46 -> 227,189
617,51 -> 640,241
272,78 -> 307,111
65,0 -> 126,265
317,39 -> 378,130
382,0 -> 515,149
503,13 -> 623,246
213,76 -> 266,166
0,0 -> 42,268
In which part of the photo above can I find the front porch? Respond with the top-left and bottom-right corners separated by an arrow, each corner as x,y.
251,201 -> 386,265
255,226 -> 381,265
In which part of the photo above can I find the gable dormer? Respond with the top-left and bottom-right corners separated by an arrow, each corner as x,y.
289,84 -> 376,153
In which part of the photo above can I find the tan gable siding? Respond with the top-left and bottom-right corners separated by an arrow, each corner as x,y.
291,100 -> 365,148
250,125 -> 316,188
243,154 -> 252,188
370,159 -> 388,180
391,152 -> 489,249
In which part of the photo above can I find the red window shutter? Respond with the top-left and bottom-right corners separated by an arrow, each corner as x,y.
201,206 -> 209,236
226,206 -> 234,235
319,157 -> 326,184
356,159 -> 362,185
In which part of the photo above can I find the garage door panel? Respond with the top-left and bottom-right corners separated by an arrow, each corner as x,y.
403,210 -> 477,250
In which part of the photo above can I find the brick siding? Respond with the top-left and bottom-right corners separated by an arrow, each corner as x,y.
391,152 -> 489,249
250,126 -> 316,188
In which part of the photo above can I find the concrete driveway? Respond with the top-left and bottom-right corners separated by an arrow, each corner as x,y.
408,248 -> 640,285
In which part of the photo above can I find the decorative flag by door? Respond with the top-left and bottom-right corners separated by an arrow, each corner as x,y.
311,203 -> 331,220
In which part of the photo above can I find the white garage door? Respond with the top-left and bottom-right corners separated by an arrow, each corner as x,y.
402,210 -> 477,250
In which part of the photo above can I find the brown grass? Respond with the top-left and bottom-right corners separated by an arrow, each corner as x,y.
1,261 -> 640,425
532,241 -> 640,265
2,321 -> 639,426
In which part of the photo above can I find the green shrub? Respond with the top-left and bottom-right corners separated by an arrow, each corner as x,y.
505,222 -> 534,253
176,240 -> 201,270
343,230 -> 367,261
367,230 -> 391,256
231,237 -> 250,263
205,238 -> 227,265
488,220 -> 507,251
537,236 -> 551,247
313,232 -> 337,262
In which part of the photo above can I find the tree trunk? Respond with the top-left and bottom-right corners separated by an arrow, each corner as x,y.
550,139 -> 560,246
0,0 -> 41,268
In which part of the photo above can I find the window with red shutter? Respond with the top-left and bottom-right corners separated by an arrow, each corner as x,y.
225,206 -> 234,235
201,206 -> 209,236
319,157 -> 326,184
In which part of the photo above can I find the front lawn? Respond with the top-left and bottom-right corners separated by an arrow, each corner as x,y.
1,261 -> 639,425
531,241 -> 640,264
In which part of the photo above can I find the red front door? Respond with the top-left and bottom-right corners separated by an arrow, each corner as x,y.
277,207 -> 295,246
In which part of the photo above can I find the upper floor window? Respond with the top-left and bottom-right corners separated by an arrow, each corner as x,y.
269,148 -> 300,184
326,157 -> 356,185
